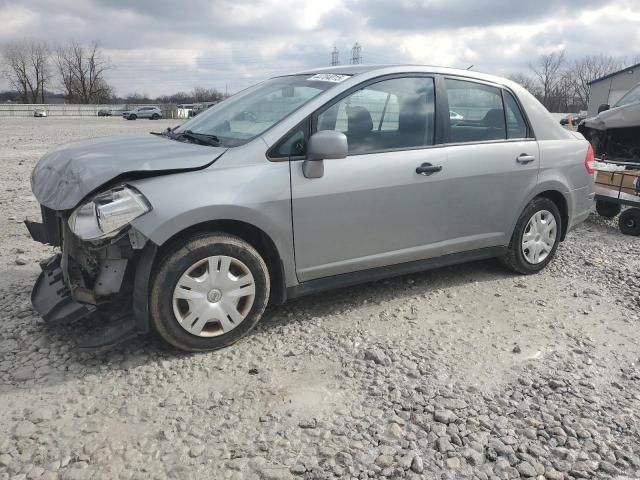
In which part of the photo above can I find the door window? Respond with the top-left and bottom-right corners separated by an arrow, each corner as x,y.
503,91 -> 529,139
316,77 -> 435,154
445,79 -> 506,143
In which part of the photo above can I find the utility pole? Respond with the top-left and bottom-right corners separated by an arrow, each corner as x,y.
351,42 -> 362,64
331,47 -> 340,66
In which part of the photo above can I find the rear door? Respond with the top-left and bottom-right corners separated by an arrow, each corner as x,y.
438,77 -> 539,247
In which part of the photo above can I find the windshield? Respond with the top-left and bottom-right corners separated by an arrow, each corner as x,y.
613,83 -> 640,108
174,75 -> 347,146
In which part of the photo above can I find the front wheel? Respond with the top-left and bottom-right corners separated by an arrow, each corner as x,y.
128,114 -> 137,120
500,197 -> 561,274
149,233 -> 270,351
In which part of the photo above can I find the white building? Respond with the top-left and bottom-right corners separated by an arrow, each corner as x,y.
587,62 -> 640,115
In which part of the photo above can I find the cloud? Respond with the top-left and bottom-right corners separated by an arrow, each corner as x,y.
0,0 -> 637,96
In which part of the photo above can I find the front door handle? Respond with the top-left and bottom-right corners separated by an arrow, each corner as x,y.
416,163 -> 443,176
516,154 -> 536,164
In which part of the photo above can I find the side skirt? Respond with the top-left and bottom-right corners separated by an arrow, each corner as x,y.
285,246 -> 506,300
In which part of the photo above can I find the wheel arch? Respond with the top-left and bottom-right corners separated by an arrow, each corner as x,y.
153,219 -> 287,306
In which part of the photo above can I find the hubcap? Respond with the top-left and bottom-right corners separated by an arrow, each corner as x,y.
172,255 -> 256,337
522,210 -> 557,264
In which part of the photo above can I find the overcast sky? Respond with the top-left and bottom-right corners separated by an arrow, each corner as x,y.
1,0 -> 639,97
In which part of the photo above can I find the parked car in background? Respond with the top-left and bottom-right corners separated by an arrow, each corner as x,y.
189,102 -> 217,117
122,106 -> 163,120
97,109 -> 112,117
578,81 -> 640,162
27,65 -> 595,352
33,108 -> 47,118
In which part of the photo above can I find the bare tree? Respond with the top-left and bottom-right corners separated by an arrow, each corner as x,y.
568,54 -> 626,109
192,86 -> 225,103
530,50 -> 566,109
55,41 -> 113,103
507,73 -> 540,96
1,40 -> 51,103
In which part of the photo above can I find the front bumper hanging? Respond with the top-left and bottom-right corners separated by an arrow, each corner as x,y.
31,254 -> 96,323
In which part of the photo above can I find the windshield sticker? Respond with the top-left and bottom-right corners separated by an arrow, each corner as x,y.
307,73 -> 351,83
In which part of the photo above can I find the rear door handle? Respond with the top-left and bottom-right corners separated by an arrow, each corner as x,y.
516,154 -> 536,164
416,163 -> 443,176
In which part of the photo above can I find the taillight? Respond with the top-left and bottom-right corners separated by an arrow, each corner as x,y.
585,144 -> 595,174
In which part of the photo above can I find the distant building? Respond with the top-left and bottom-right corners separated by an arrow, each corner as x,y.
587,62 -> 640,115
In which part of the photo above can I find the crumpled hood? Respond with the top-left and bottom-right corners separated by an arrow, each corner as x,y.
31,134 -> 226,210
584,102 -> 640,131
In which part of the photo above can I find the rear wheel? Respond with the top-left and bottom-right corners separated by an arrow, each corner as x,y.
596,200 -> 621,218
500,197 -> 561,274
618,208 -> 640,236
150,233 -> 270,351
151,113 -> 160,120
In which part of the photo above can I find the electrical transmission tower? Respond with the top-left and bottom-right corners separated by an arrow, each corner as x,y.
331,47 -> 340,66
350,42 -> 362,64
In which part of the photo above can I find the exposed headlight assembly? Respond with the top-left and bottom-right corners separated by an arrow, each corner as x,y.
68,186 -> 151,241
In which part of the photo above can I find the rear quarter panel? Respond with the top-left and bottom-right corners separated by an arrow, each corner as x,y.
522,138 -> 594,234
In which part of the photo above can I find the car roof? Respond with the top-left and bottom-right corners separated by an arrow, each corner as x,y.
293,64 -> 514,87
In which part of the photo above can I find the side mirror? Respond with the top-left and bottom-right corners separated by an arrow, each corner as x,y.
303,130 -> 348,178
597,104 -> 610,114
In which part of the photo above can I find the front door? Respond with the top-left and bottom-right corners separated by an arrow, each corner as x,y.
291,75 -> 450,282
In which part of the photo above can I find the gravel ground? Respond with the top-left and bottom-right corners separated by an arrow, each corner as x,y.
1,117 -> 639,480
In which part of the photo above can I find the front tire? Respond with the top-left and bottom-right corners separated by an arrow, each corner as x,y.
129,114 -> 137,120
500,197 -> 561,274
150,233 -> 270,351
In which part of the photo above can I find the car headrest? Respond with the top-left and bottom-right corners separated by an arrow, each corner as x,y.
483,109 -> 505,129
347,106 -> 373,137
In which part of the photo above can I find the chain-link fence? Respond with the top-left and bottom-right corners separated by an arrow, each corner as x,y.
0,103 -> 185,118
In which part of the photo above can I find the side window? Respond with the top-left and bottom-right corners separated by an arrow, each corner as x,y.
270,127 -> 306,158
445,79 -> 506,143
503,91 -> 529,139
316,77 -> 435,155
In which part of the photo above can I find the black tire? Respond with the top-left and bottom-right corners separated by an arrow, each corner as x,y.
618,208 -> 640,236
595,200 -> 621,218
129,114 -> 137,120
500,197 -> 562,274
151,113 -> 160,120
149,233 -> 270,352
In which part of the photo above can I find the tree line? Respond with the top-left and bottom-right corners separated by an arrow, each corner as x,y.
508,51 -> 639,112
1,39 -> 226,105
1,39 -> 113,104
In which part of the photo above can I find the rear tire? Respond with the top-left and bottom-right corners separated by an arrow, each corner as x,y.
151,113 -> 160,120
500,197 -> 561,274
618,208 -> 640,236
596,200 -> 621,218
149,233 -> 270,352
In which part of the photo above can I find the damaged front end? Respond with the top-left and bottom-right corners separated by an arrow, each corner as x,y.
27,191 -> 156,349
578,91 -> 640,163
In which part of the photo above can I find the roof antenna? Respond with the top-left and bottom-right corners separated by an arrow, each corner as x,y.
466,64 -> 474,70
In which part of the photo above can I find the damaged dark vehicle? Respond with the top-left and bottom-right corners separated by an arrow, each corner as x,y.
578,82 -> 640,162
